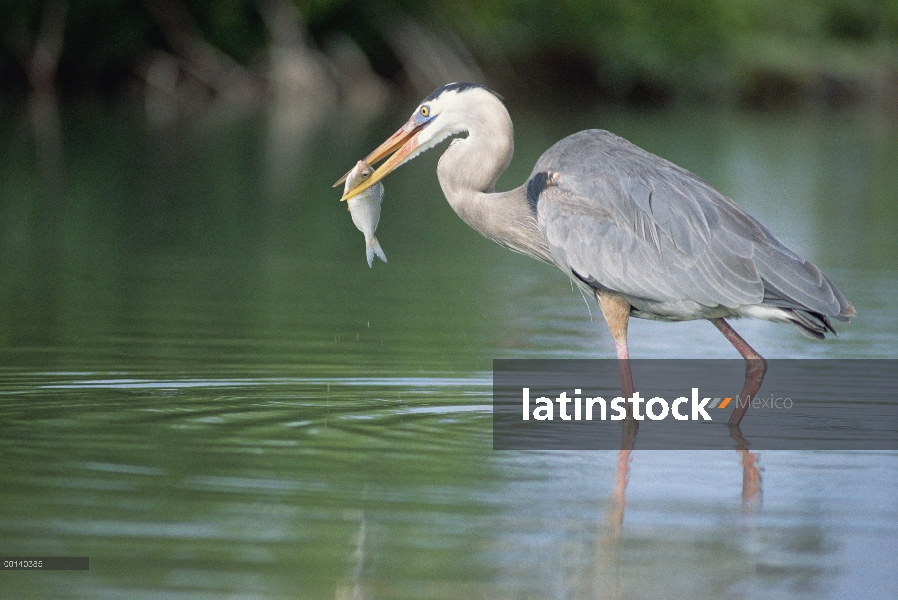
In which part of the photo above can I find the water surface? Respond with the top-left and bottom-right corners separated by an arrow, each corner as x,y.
1,103 -> 896,598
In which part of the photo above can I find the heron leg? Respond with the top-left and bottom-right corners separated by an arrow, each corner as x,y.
710,318 -> 768,426
728,424 -> 763,509
598,292 -> 640,448
597,291 -> 634,398
605,448 -> 631,542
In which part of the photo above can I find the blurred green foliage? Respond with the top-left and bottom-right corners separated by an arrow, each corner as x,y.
0,0 -> 896,107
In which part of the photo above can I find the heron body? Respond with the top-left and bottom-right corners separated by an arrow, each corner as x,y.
530,129 -> 852,337
337,82 -> 854,424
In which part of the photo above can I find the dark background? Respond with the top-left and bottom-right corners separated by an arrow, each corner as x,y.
2,0 -> 897,113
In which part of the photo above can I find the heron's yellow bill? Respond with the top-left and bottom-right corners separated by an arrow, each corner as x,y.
334,120 -> 424,201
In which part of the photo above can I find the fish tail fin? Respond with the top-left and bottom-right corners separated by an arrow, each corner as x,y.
371,237 -> 387,264
365,244 -> 374,268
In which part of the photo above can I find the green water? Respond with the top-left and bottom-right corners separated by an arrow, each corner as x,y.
1,103 -> 897,599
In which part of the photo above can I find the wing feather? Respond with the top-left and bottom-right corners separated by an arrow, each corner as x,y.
529,130 -> 844,317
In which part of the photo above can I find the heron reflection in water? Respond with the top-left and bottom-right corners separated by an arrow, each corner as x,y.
336,83 -> 853,425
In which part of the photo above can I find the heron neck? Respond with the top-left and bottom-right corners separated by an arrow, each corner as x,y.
435,109 -> 552,263
436,104 -> 513,196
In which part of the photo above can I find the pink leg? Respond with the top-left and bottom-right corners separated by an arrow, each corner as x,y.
597,292 -> 634,398
739,449 -> 762,508
711,318 -> 768,426
605,448 -> 631,541
728,425 -> 763,509
598,292 -> 638,449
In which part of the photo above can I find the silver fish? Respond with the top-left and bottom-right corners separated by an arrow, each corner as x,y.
344,160 -> 387,267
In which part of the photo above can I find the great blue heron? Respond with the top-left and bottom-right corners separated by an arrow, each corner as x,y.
335,82 -> 854,425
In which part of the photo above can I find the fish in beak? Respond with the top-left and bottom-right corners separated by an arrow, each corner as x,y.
334,116 -> 428,201
342,160 -> 387,267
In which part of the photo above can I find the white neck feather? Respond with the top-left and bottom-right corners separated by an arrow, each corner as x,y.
434,98 -> 552,263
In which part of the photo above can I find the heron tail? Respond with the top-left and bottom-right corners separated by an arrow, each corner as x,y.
786,309 -> 835,340
760,289 -> 854,340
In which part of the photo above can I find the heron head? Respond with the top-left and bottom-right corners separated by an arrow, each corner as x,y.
335,83 -> 504,200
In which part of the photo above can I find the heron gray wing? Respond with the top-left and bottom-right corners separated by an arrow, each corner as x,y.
530,130 -> 845,317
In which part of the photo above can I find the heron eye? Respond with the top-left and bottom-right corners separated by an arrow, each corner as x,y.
361,170 -> 371,178
420,105 -> 430,117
